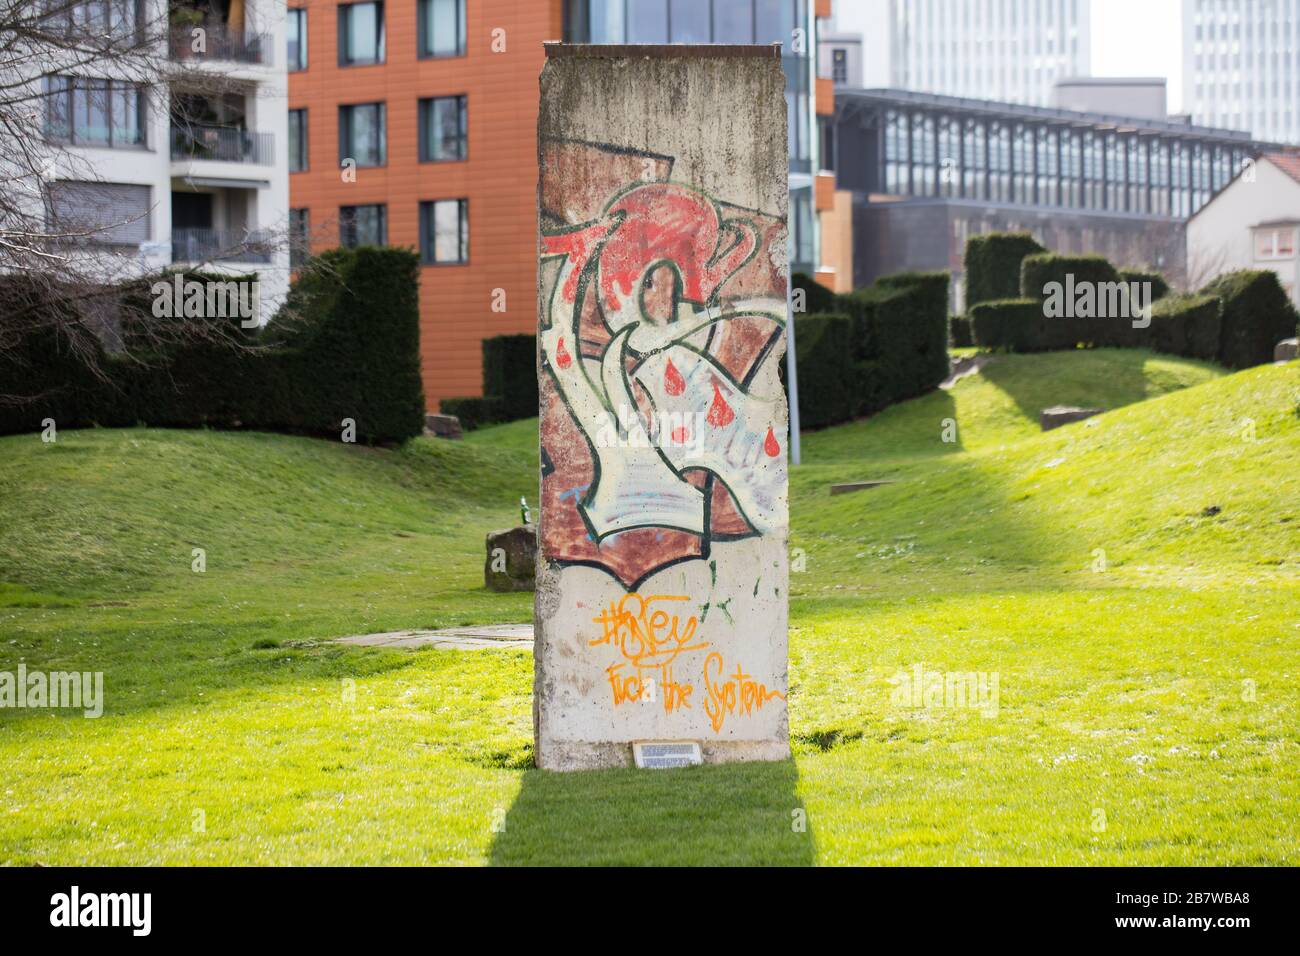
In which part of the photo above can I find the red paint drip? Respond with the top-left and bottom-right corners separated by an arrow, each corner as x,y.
555,337 -> 573,369
764,426 -> 781,457
664,359 -> 685,396
706,383 -> 735,427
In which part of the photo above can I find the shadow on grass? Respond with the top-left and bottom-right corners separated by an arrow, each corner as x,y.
489,758 -> 814,866
800,388 -> 964,464
977,348 -> 1185,427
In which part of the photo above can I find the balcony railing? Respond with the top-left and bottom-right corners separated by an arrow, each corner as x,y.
170,124 -> 274,165
169,26 -> 273,66
171,228 -> 273,264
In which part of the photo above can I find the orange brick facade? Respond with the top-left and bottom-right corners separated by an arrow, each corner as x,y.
288,0 -> 562,410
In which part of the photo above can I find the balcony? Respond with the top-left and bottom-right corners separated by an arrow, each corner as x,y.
171,124 -> 274,165
169,26 -> 273,66
171,228 -> 273,264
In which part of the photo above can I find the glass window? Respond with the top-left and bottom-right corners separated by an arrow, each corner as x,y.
289,109 -> 308,171
715,1 -> 755,43
418,95 -> 467,162
588,0 -> 625,42
340,204 -> 386,247
420,199 -> 468,264
45,76 -> 145,148
289,208 -> 310,267
669,0 -> 709,42
756,0 -> 795,45
419,0 -> 466,57
287,8 -> 308,71
339,102 -> 386,167
338,2 -> 384,66
627,0 -> 668,42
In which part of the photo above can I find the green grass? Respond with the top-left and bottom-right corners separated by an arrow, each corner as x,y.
1,349 -> 1296,865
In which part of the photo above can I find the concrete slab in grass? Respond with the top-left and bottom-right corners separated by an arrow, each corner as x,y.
335,623 -> 533,651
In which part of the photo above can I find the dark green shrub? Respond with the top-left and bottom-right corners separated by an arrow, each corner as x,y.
964,232 -> 1044,308
1022,253 -> 1138,348
482,334 -> 537,422
970,299 -> 1046,351
440,396 -> 507,430
0,247 -> 427,444
1201,269 -> 1300,369
1020,253 -> 1122,301
791,313 -> 854,429
1149,294 -> 1222,361
949,315 -> 973,348
791,272 -> 838,315
1119,269 -> 1170,301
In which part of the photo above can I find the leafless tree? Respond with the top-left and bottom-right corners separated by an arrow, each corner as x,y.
0,1 -> 304,405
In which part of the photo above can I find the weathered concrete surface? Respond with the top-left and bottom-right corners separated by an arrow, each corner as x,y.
534,45 -> 791,771
334,624 -> 533,650
1040,405 -> 1102,430
1276,337 -> 1299,362
485,524 -> 537,592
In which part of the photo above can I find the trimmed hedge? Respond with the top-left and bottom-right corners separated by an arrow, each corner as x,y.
1149,294 -> 1222,361
791,313 -> 854,429
788,272 -> 950,429
1202,269 -> 1300,369
949,315 -> 973,348
964,232 -> 1045,308
440,395 -> 506,431
791,271 -> 839,315
482,333 -> 538,422
1119,269 -> 1170,301
969,299 -> 1045,352
0,247 -> 426,444
1020,253 -> 1122,301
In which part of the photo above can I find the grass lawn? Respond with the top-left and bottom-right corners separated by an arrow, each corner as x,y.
1,348 -> 1296,865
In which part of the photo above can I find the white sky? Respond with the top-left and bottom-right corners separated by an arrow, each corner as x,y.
1090,0 -> 1184,111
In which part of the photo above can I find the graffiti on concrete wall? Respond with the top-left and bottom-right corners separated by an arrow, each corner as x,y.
539,139 -> 789,591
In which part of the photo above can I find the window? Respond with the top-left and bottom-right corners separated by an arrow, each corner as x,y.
289,208 -> 310,267
339,102 -> 386,167
48,181 -> 150,245
419,199 -> 468,264
669,0 -> 708,42
289,109 -> 308,171
287,8 -> 308,71
832,49 -> 848,84
45,75 -> 146,148
418,95 -> 466,162
418,0 -> 466,58
43,1 -> 141,41
338,2 -> 384,65
1255,227 -> 1297,259
340,204 -> 386,247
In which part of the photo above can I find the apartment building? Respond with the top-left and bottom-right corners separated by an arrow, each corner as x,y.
288,0 -> 838,411
826,0 -> 1092,106
1182,0 -> 1300,145
30,1 -> 290,312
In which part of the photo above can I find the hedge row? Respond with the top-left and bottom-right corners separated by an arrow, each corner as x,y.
0,247 -> 427,444
966,245 -> 1297,369
963,232 -> 1045,308
792,271 -> 950,430
441,333 -> 537,429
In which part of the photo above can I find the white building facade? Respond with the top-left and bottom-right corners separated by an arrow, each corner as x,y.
1187,152 -> 1300,306
827,0 -> 1091,105
25,0 -> 290,318
1182,0 -> 1300,145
